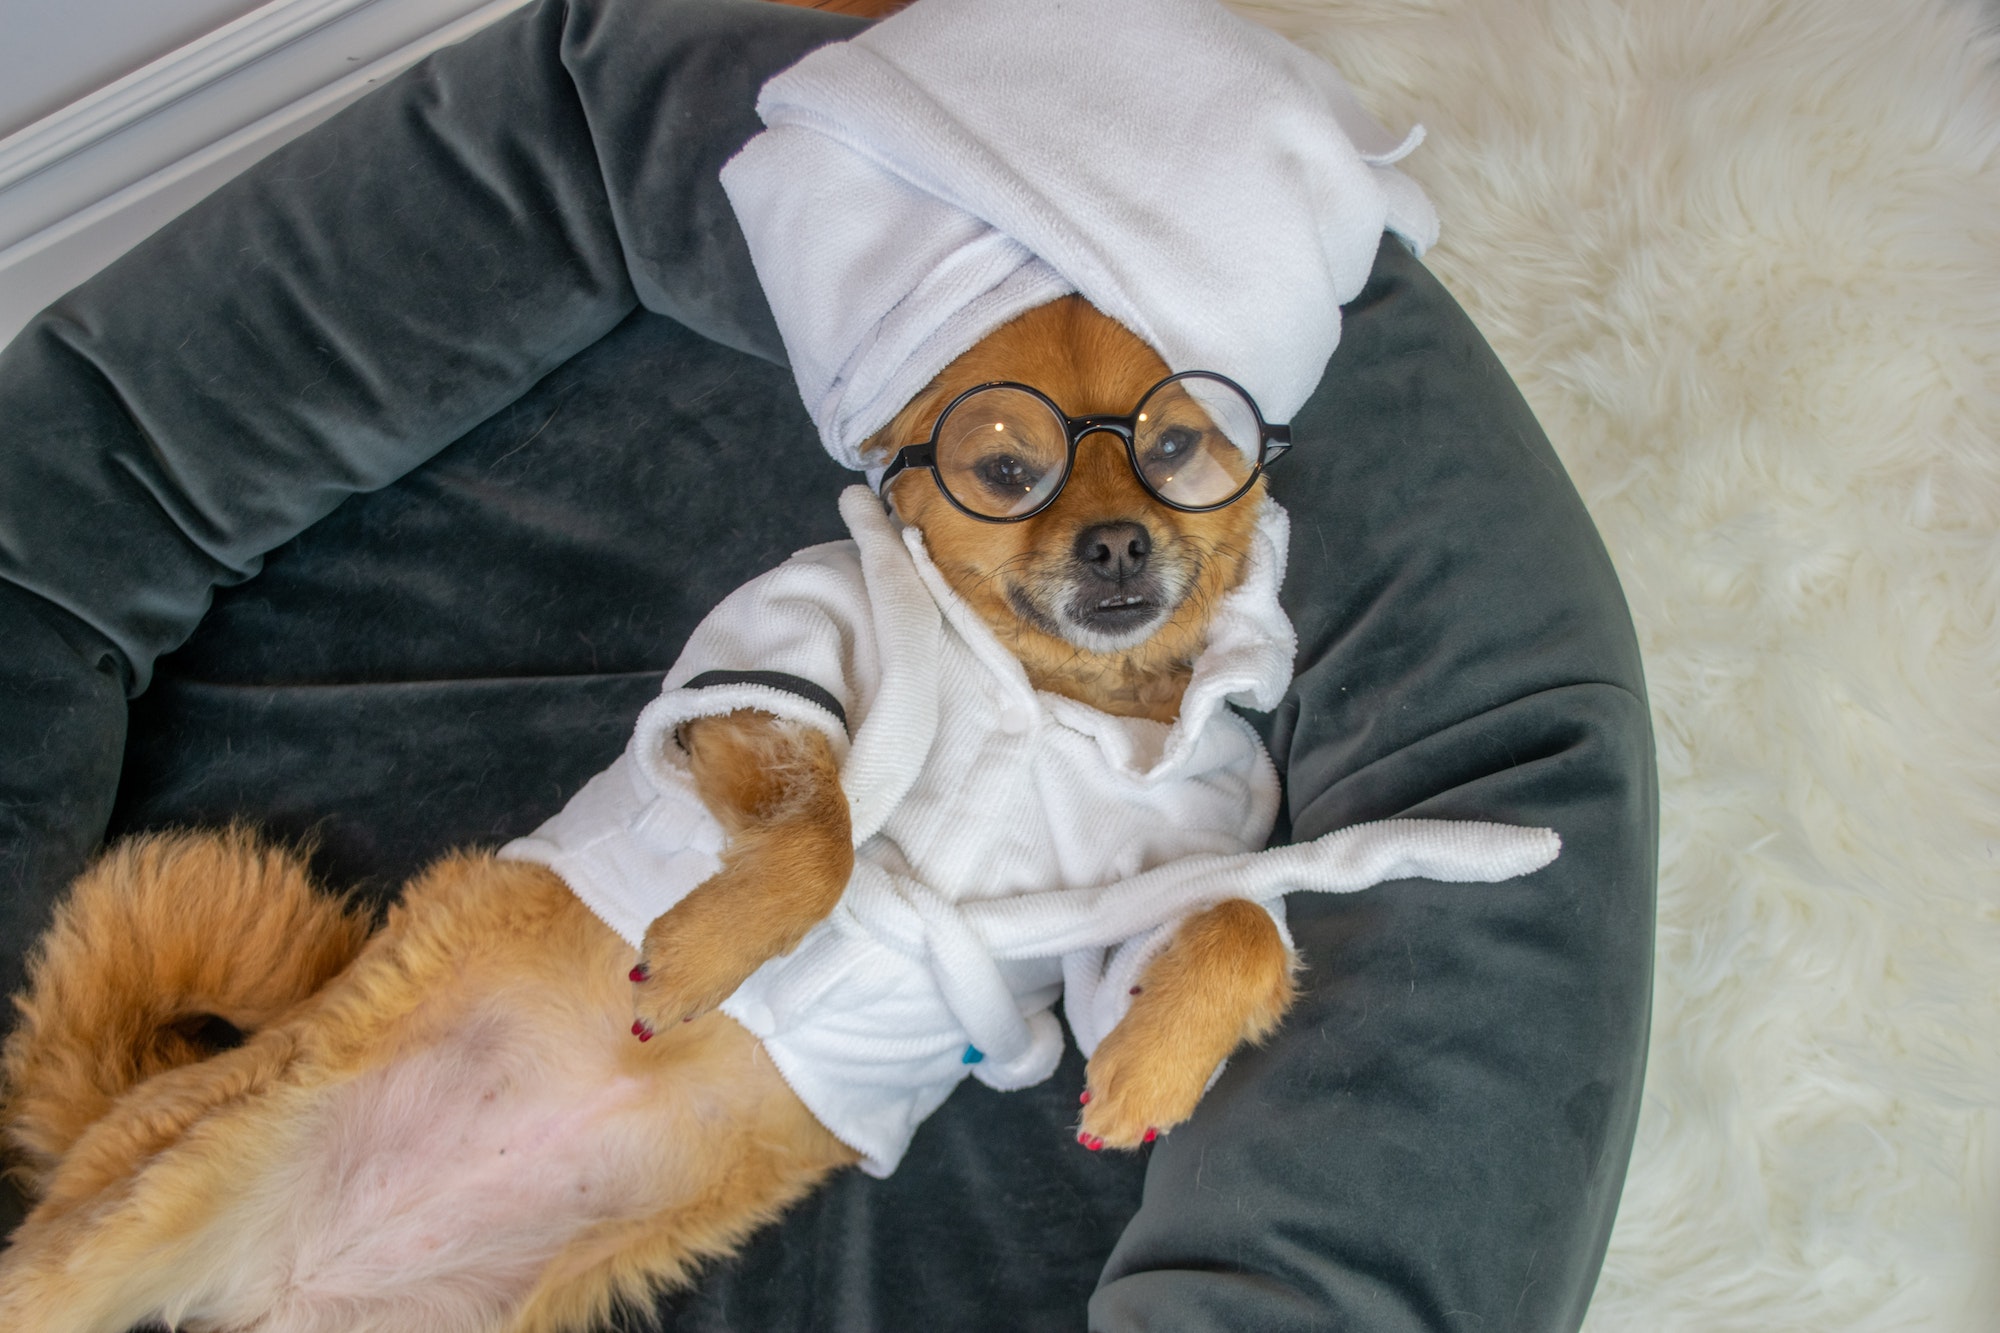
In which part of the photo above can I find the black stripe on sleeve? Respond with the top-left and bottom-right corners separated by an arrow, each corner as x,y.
681,670 -> 848,731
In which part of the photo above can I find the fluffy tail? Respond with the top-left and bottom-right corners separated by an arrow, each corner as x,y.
1,827 -> 373,1197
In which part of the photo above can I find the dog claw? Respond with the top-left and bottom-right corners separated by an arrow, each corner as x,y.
632,1019 -> 654,1042
629,964 -> 649,983
1076,1132 -> 1103,1151
1079,1090 -> 1092,1104
1143,1127 -> 1158,1143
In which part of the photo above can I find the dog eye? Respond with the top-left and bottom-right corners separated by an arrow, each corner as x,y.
1148,427 -> 1201,462
978,454 -> 1042,493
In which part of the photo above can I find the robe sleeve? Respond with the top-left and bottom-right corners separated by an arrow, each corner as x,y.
499,538 -> 876,947
629,538 -> 878,793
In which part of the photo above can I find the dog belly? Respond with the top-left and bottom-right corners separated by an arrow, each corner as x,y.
195,1015 -> 661,1333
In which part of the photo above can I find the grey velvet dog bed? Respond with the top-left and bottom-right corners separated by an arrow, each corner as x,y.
0,0 -> 1657,1327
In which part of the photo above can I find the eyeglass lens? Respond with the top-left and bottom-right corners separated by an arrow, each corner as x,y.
934,386 -> 1069,519
933,375 -> 1263,519
1132,375 -> 1261,509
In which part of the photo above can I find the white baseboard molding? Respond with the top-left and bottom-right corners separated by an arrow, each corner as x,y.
0,0 -> 533,349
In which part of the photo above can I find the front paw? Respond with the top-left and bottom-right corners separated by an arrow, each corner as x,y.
1076,899 -> 1296,1149
628,892 -> 766,1038
1076,994 -> 1218,1150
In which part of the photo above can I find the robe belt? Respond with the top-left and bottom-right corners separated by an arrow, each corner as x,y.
762,819 -> 1563,1079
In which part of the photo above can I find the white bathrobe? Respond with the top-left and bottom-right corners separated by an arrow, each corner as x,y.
503,488 -> 1558,1175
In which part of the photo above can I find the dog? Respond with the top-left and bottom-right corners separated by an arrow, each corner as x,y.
0,293 -> 1300,1332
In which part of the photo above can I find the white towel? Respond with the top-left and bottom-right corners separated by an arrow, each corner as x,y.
721,0 -> 1439,474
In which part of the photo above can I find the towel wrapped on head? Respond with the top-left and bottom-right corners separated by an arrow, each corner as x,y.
720,0 -> 1440,478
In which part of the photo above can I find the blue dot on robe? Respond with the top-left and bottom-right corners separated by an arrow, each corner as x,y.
962,1045 -> 984,1064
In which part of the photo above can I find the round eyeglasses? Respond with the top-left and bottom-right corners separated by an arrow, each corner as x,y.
877,371 -> 1291,522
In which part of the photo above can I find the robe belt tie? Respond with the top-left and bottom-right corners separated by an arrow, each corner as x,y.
756,819 -> 1563,1085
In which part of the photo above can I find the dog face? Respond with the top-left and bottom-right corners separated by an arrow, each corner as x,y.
873,296 -> 1265,719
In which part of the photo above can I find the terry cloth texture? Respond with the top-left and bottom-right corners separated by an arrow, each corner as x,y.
719,0 -> 1439,474
504,487 -> 1560,1175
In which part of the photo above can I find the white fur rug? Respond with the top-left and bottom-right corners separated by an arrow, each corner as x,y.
1236,0 -> 2000,1327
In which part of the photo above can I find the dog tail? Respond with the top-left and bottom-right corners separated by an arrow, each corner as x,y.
1,826 -> 373,1196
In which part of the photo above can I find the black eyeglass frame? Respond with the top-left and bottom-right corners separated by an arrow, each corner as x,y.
876,370 -> 1292,524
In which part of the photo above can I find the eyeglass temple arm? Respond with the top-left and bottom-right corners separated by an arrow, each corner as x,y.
1262,423 -> 1292,460
875,442 -> 936,493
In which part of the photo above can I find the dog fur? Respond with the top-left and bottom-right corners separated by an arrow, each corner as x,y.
0,293 -> 1296,1331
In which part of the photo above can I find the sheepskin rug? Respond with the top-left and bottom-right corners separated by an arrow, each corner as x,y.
1238,0 -> 2000,1326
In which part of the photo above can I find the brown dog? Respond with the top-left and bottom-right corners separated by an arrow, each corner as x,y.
0,295 -> 1295,1332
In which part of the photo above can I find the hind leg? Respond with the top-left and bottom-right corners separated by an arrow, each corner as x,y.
0,843 -> 456,1331
0,1034 -> 302,1332
2,827 -> 370,1196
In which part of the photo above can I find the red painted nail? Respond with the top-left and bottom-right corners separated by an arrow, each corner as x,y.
1079,1090 -> 1092,1105
1077,1131 -> 1090,1146
1143,1127 -> 1158,1143
1086,1136 -> 1103,1151
682,1016 -> 694,1023
631,1019 -> 643,1035
629,965 -> 648,983
1128,986 -> 1143,996
633,1020 -> 654,1042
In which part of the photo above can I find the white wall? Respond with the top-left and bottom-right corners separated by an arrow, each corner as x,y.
0,0 -> 268,138
0,0 -> 530,347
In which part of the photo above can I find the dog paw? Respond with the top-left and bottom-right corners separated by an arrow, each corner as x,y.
1076,899 -> 1296,1149
629,892 -> 767,1037
1076,1000 -> 1218,1150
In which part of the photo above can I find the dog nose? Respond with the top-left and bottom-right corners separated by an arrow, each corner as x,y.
1074,522 -> 1152,582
